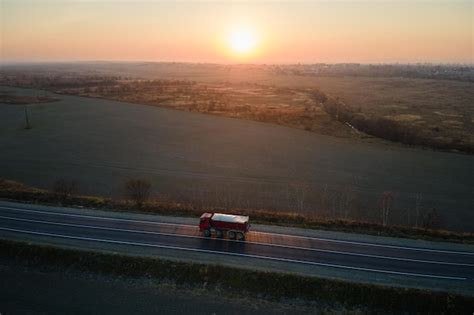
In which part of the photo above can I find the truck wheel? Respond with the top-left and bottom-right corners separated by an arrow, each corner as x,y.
216,230 -> 223,238
228,231 -> 236,239
204,229 -> 211,237
236,232 -> 245,241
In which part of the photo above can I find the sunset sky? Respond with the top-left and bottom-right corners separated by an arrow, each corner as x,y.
1,0 -> 472,64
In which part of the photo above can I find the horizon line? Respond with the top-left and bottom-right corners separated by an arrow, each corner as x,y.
1,60 -> 473,67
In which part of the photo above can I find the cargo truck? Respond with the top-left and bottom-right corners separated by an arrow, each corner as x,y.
199,212 -> 250,240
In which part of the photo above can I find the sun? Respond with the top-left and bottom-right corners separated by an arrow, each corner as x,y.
228,29 -> 258,54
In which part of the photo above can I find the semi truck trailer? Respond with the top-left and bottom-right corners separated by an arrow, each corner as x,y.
199,212 -> 250,240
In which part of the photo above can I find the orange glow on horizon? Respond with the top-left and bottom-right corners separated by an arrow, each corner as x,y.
1,1 -> 472,64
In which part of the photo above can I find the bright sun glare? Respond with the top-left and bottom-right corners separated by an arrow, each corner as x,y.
228,29 -> 258,54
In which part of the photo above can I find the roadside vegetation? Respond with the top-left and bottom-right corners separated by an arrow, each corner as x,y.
124,178 -> 152,208
1,239 -> 472,313
1,178 -> 472,244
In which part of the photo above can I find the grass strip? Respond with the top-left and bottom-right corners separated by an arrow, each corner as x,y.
1,178 -> 473,244
0,239 -> 472,313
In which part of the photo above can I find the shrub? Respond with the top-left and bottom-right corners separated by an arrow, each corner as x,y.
322,99 -> 423,146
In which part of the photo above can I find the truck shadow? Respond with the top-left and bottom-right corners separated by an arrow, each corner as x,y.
197,237 -> 248,254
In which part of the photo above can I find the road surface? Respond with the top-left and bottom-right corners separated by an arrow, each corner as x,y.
0,201 -> 473,295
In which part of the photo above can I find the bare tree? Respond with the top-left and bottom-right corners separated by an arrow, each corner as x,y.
380,191 -> 395,226
320,184 -> 329,213
124,179 -> 152,207
289,182 -> 309,212
52,178 -> 78,200
414,193 -> 423,228
191,184 -> 207,209
340,185 -> 356,219
421,208 -> 440,229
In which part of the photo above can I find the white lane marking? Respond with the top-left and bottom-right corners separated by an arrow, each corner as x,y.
0,206 -> 195,227
1,215 -> 473,267
1,205 -> 474,256
0,226 -> 467,281
252,231 -> 474,256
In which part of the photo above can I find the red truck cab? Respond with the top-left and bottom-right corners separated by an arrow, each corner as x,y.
199,212 -> 249,240
199,212 -> 213,231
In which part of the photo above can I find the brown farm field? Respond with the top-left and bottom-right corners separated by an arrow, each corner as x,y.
1,63 -> 473,153
58,80 -> 355,139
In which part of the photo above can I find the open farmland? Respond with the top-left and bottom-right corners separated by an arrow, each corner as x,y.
60,80 -> 355,138
1,63 -> 473,153
302,76 -> 474,152
1,86 -> 473,232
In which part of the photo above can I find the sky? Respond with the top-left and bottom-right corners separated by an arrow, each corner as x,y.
1,0 -> 472,64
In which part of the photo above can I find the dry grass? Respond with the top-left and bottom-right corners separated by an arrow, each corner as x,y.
58,80 -> 355,138
306,76 -> 474,151
387,114 -> 422,122
2,240 -> 473,313
1,178 -> 472,244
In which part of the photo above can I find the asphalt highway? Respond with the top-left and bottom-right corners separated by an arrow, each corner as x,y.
0,203 -> 473,288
